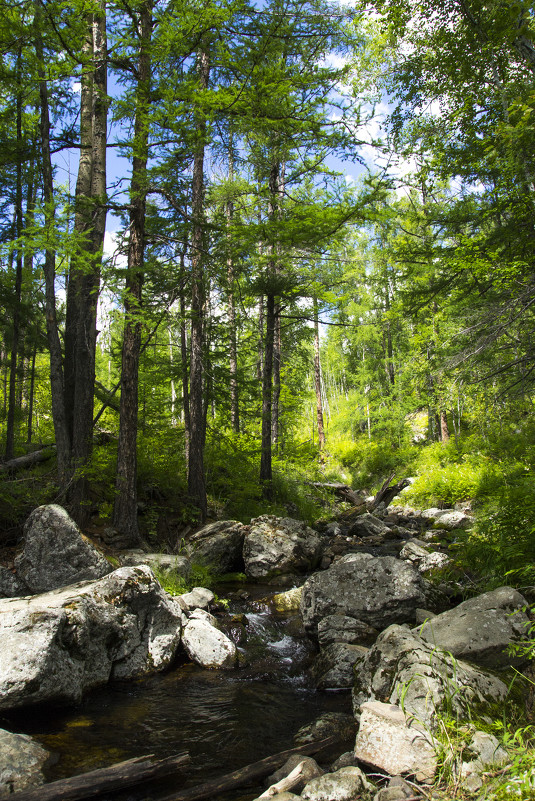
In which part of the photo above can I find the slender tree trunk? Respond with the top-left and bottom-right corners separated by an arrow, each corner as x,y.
169,327 -> 177,425
270,162 -> 284,452
1,346 -> 7,418
260,160 -> 283,493
257,296 -> 264,381
36,20 -> 71,483
5,51 -> 24,460
226,151 -> 239,434
187,46 -> 210,522
26,347 -> 36,445
113,1 -> 151,542
313,296 -> 325,450
440,410 -> 450,443
259,292 -> 275,492
382,262 -> 395,387
180,288 -> 191,461
271,304 -> 281,450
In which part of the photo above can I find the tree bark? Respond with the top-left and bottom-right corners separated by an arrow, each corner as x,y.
313,295 -> 326,450
158,737 -> 338,801
5,49 -> 24,460
259,292 -> 275,492
1,753 -> 189,801
260,159 -> 283,493
180,286 -> 191,462
26,346 -> 36,445
187,46 -> 210,522
36,16 -> 71,484
113,1 -> 152,542
440,409 -> 450,443
271,302 -> 281,450
257,295 -> 264,381
227,151 -> 239,434
66,3 -> 108,524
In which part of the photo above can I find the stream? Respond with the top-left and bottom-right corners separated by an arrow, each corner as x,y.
2,584 -> 351,800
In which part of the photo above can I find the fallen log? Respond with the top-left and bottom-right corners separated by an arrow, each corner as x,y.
370,472 -> 410,510
308,482 -> 365,506
0,752 -> 190,801
0,446 -> 56,475
158,736 -> 338,801
257,760 -> 306,797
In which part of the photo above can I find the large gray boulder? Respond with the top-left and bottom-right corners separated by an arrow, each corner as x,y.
0,565 -> 184,710
243,516 -> 322,580
300,553 -> 442,637
415,586 -> 530,669
189,520 -> 246,574
352,624 -> 509,728
181,616 -> 237,668
14,505 -> 112,593
0,729 -> 50,794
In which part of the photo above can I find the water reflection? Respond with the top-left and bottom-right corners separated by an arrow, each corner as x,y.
2,592 -> 350,794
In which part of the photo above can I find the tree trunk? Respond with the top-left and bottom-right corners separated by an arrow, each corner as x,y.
257,295 -> 264,381
36,20 -> 71,484
180,287 -> 191,461
5,50 -> 24,460
67,3 -> 108,524
259,159 -> 283,493
440,409 -> 450,443
187,46 -> 210,522
113,1 -> 151,542
313,295 -> 325,450
63,20 -> 94,450
26,346 -> 36,444
271,302 -> 281,450
226,152 -> 239,434
169,327 -> 177,425
259,292 -> 275,492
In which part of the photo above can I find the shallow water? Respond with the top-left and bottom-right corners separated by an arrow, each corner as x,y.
2,589 -> 351,799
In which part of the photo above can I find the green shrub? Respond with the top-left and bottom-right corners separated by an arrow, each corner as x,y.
404,461 -> 483,507
329,434 -> 415,491
455,475 -> 535,590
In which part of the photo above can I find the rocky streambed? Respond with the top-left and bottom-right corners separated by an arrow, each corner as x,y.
0,500 -> 532,800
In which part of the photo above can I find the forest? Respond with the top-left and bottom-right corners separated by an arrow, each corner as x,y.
0,0 -> 534,594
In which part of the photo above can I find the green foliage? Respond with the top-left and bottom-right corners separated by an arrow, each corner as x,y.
0,462 -> 57,541
455,476 -> 535,590
405,460 -> 483,508
203,429 -> 331,524
328,433 -> 415,491
152,566 -> 188,597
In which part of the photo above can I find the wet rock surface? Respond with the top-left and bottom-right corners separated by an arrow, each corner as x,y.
0,496 -> 525,800
0,728 -> 51,794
